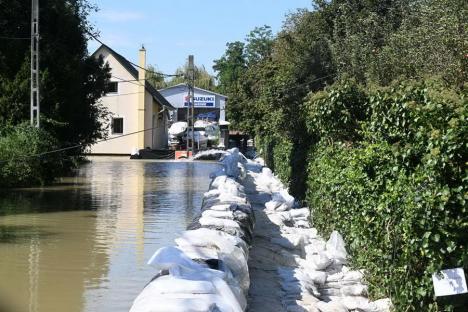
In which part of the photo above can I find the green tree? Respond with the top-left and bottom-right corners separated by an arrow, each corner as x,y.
0,0 -> 110,151
146,65 -> 167,89
165,64 -> 216,91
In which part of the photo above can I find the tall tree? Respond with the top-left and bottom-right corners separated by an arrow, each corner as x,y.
146,65 -> 167,89
0,0 -> 110,150
164,64 -> 216,91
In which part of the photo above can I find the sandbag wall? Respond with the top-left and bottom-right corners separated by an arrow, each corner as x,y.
130,148 -> 254,312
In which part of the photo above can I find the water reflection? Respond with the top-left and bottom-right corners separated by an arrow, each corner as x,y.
0,157 -> 219,312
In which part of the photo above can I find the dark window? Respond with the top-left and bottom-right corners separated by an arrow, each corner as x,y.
112,117 -> 123,134
107,81 -> 118,93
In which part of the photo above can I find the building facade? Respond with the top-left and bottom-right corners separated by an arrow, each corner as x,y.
158,84 -> 227,122
89,44 -> 174,154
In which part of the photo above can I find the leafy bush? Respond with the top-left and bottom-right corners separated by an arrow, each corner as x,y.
306,81 -> 467,311
0,124 -> 65,187
304,80 -> 368,143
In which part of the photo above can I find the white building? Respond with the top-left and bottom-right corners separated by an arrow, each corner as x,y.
89,44 -> 174,155
158,84 -> 227,122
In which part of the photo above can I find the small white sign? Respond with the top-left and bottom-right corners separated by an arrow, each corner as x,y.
432,268 -> 468,297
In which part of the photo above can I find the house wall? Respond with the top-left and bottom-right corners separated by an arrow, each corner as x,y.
90,49 -> 139,154
151,100 -> 168,149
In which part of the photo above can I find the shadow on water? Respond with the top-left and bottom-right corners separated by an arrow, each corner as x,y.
0,225 -> 57,244
0,189 -> 96,216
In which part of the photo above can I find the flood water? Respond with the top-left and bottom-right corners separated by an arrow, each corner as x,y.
0,157 -> 220,312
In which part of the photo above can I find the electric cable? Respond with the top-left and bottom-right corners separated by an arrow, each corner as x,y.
0,126 -> 162,164
88,32 -> 183,78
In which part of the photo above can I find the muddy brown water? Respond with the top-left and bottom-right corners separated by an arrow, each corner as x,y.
0,157 -> 220,312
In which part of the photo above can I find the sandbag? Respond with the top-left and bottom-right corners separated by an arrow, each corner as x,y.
326,231 -> 348,265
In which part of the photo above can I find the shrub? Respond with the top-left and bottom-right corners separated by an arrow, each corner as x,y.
0,123 -> 65,187
306,80 -> 467,310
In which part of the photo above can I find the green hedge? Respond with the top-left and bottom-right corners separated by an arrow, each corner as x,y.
305,80 -> 467,311
0,123 -> 65,187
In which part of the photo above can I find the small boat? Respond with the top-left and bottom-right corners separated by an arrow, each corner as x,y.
168,121 -> 188,137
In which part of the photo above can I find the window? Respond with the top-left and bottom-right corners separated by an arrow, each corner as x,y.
107,81 -> 118,94
112,117 -> 123,134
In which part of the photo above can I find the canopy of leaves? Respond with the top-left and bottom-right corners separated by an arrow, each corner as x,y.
0,0 -> 110,151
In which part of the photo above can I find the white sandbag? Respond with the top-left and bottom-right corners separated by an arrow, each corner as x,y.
217,193 -> 247,204
202,210 -> 234,220
326,231 -> 348,265
369,298 -> 393,312
341,284 -> 368,296
340,296 -> 371,310
316,300 -> 348,312
177,228 -> 247,254
204,189 -> 220,198
343,270 -> 364,282
144,275 -> 216,294
130,295 -> 219,312
303,240 -> 325,257
295,220 -> 311,228
306,271 -> 327,285
176,244 -> 219,260
221,148 -> 241,178
326,272 -> 344,283
284,227 -> 319,244
290,208 -> 310,219
340,296 -> 392,312
254,157 -> 265,166
261,167 -> 273,178
208,204 -> 232,211
265,200 -> 282,210
147,246 -> 204,272
211,276 -> 244,312
266,214 -> 286,227
272,189 -> 295,208
211,175 -> 227,188
305,254 -> 332,271
276,203 -> 291,212
199,216 -> 240,229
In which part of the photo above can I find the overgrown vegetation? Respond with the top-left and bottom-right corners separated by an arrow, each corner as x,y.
0,124 -> 65,187
214,0 -> 467,310
0,0 -> 110,187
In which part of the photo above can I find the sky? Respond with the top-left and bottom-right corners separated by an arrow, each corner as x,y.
87,0 -> 312,77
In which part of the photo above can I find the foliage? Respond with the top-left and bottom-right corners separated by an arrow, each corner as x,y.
0,0 -> 110,151
306,81 -> 467,311
0,0 -> 110,187
304,80 -> 367,142
146,65 -> 167,89
0,124 -> 65,187
163,64 -> 216,91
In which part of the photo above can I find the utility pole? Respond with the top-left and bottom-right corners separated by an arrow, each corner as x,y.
30,0 -> 40,128
187,55 -> 195,154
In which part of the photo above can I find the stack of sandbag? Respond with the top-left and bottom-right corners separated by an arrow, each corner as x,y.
248,165 -> 393,312
130,148 -> 255,312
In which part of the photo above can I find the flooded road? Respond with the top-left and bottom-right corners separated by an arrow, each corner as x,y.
0,157 -> 220,312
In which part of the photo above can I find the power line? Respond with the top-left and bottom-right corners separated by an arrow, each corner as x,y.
0,126 -> 161,164
87,32 -> 183,78
276,73 -> 337,94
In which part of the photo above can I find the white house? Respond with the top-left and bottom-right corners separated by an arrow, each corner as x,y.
89,44 -> 174,155
158,84 -> 227,122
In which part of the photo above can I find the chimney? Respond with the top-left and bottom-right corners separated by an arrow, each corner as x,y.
137,45 -> 146,149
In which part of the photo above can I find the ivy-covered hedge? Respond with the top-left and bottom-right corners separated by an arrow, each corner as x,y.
259,80 -> 467,310
0,123 -> 65,187
305,80 -> 467,311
